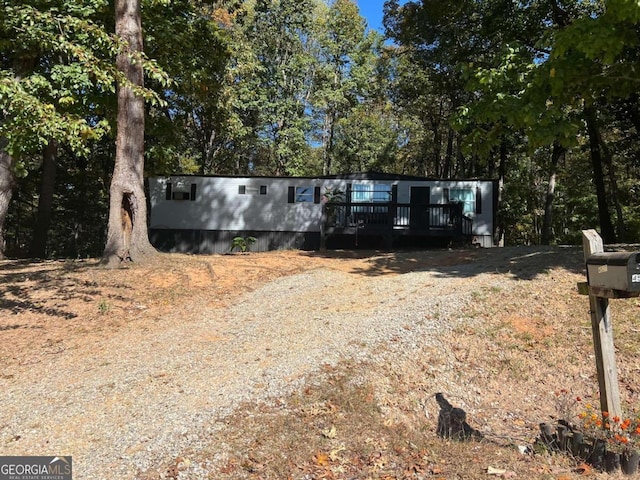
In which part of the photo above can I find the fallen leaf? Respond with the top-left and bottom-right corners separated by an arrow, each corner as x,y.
488,466 -> 507,476
487,466 -> 517,478
315,452 -> 330,466
574,462 -> 593,475
329,444 -> 346,461
322,425 -> 337,439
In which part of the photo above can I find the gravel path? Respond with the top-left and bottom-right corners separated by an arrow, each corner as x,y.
0,255 -> 521,479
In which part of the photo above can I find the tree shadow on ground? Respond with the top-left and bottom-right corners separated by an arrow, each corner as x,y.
0,259 -> 103,320
307,246 -> 586,280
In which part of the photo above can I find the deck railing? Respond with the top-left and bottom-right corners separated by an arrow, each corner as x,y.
324,202 -> 472,237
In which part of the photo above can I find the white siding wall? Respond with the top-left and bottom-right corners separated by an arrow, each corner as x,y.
150,176 -> 333,231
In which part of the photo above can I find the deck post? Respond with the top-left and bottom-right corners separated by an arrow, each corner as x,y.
346,183 -> 352,222
454,203 -> 463,239
320,202 -> 327,251
387,201 -> 395,228
582,229 -> 622,420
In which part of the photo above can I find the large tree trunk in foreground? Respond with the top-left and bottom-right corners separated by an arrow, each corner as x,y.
0,148 -> 15,259
29,139 -> 58,258
101,0 -> 155,267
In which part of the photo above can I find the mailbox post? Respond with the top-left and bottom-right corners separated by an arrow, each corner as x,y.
581,230 -> 640,421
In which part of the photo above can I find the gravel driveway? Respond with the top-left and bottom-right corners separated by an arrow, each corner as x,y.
0,248 -> 577,479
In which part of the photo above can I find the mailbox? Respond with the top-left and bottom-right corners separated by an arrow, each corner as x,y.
586,252 -> 640,292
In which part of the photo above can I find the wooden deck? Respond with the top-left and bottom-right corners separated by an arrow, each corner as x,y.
322,202 -> 473,246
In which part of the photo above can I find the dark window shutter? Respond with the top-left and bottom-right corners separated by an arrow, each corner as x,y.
239,185 -> 246,194
165,182 -> 172,200
475,187 -> 482,214
190,183 -> 197,201
391,184 -> 398,204
443,188 -> 450,203
314,186 -> 321,204
260,185 -> 267,195
288,186 -> 295,203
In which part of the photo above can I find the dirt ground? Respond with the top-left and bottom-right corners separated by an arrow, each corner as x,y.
3,247 -> 640,479
0,249 -> 482,370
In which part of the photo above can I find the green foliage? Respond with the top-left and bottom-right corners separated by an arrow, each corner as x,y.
98,299 -> 110,314
143,0 -> 232,175
230,236 -> 257,253
332,103 -> 398,173
322,187 -> 345,203
5,137 -> 111,258
0,0 -> 170,160
388,0 -> 640,244
309,0 -> 373,174
4,0 -> 640,258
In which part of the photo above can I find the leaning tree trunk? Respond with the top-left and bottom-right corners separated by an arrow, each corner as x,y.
0,147 -> 15,259
29,139 -> 58,258
541,142 -> 564,245
101,0 -> 155,267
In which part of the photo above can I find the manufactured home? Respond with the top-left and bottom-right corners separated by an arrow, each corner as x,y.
148,172 -> 498,253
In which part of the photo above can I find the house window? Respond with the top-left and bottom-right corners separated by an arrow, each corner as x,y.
446,188 -> 475,214
351,184 -> 392,203
295,187 -> 314,203
288,186 -> 321,204
166,182 -> 197,201
239,185 -> 267,195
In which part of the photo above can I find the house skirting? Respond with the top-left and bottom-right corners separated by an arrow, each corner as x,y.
150,229 -> 495,254
149,229 -> 321,254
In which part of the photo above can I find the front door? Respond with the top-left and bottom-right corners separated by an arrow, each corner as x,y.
410,186 -> 430,229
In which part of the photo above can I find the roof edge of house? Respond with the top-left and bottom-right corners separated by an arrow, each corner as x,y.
149,171 -> 497,182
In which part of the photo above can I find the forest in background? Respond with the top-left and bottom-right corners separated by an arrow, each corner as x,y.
1,0 -> 639,259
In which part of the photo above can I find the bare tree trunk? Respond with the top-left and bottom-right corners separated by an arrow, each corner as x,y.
431,114 -> 442,177
322,108 -> 336,175
597,127 -> 626,240
101,0 -> 156,267
454,132 -> 465,178
0,147 -> 15,259
29,139 -> 58,258
443,127 -> 454,179
541,142 -> 564,245
584,106 -> 616,244
492,141 -> 507,246
627,93 -> 640,134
